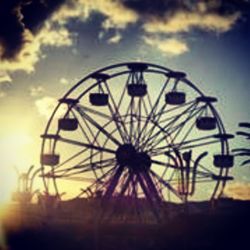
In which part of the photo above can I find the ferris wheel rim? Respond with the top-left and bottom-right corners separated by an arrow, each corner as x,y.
40,62 -> 232,203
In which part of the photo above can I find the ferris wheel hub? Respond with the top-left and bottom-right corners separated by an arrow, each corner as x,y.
116,144 -> 151,171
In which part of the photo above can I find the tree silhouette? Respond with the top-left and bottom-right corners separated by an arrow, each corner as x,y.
233,122 -> 250,166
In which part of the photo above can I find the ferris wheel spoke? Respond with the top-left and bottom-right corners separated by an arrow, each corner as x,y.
152,140 -> 220,156
158,157 -> 171,181
64,176 -> 98,182
73,158 -> 116,173
117,76 -> 129,109
41,173 -> 97,183
42,161 -> 115,181
149,170 -> 183,201
137,103 -> 168,148
195,171 -> 214,178
117,171 -> 133,197
131,98 -> 145,145
72,108 -> 102,147
79,165 -> 118,195
141,103 -> 167,143
154,100 -> 197,120
107,103 -> 128,143
72,111 -> 92,143
191,160 -> 215,175
140,101 -> 198,150
157,102 -> 198,125
172,115 -> 199,145
145,119 -> 173,152
173,140 -> 220,151
145,104 -> 206,151
117,96 -> 135,143
146,91 -> 154,110
50,148 -> 89,171
140,85 -> 192,149
75,150 -> 106,168
60,161 -> 116,177
101,82 -> 130,143
150,117 -> 207,152
151,159 -> 178,169
160,104 -> 203,142
141,171 -> 162,203
143,103 -> 203,151
58,137 -> 116,154
137,98 -> 150,141
135,78 -> 169,146
165,169 -> 177,184
129,97 -> 135,143
122,97 -> 142,145
134,98 -> 143,147
76,104 -> 112,120
52,157 -> 116,175
130,176 -> 143,219
167,107 -> 207,147
150,135 -> 220,156
151,159 -> 214,179
103,165 -> 124,199
164,176 -> 215,184
149,173 -> 164,198
73,108 -> 121,146
191,179 -> 216,183
161,102 -> 200,129
136,172 -> 161,221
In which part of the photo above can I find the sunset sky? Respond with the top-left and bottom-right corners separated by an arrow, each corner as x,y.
0,0 -> 250,203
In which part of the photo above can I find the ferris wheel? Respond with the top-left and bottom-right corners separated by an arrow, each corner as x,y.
40,62 -> 234,219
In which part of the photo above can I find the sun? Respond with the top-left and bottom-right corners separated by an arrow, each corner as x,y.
0,131 -> 33,205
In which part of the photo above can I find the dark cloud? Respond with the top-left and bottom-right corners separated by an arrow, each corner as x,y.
0,0 -> 25,59
216,0 -> 250,15
0,0 -> 66,60
0,0 -> 249,63
21,0 -> 66,33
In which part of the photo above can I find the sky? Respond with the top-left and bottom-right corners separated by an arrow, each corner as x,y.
0,0 -> 250,203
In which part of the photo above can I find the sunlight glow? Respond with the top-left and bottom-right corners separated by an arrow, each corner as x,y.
0,132 -> 33,204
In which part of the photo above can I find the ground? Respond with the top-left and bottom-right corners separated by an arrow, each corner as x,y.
2,198 -> 250,250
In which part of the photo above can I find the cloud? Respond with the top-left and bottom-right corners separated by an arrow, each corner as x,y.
38,23 -> 73,47
107,33 -> 122,44
0,2 -> 25,60
29,86 -> 45,97
35,96 -> 58,118
0,70 -> 10,97
80,0 -> 138,30
35,96 -> 66,118
0,0 -> 248,74
0,0 -> 73,73
143,11 -> 240,34
224,182 -> 250,200
41,0 -> 139,30
143,36 -> 189,56
60,77 -> 70,85
0,23 -> 73,73
0,71 -> 12,84
123,0 -> 247,21
0,91 -> 6,98
51,1 -> 89,23
0,0 -> 138,74
0,0 -> 67,60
